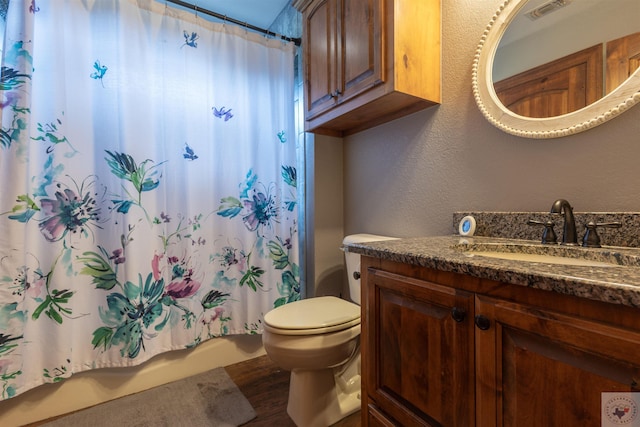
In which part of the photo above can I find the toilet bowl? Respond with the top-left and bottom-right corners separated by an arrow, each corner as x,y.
263,296 -> 361,427
261,234 -> 397,427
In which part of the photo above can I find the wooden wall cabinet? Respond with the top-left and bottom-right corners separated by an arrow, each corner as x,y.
361,257 -> 640,427
292,0 -> 440,136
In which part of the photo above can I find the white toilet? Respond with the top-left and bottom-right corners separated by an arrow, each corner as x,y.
262,234 -> 397,427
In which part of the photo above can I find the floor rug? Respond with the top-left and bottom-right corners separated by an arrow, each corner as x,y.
42,367 -> 257,427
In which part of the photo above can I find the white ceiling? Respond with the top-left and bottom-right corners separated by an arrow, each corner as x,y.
175,0 -> 292,30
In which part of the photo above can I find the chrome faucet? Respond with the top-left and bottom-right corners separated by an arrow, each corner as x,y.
550,199 -> 578,245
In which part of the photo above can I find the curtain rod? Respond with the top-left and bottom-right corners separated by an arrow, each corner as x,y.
164,0 -> 301,46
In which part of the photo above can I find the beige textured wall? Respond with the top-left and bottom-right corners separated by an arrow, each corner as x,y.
339,0 -> 640,239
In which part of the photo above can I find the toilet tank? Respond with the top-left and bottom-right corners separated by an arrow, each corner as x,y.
342,234 -> 398,305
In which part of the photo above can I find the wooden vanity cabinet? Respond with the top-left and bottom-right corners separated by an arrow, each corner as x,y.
361,257 -> 640,427
292,0 -> 440,136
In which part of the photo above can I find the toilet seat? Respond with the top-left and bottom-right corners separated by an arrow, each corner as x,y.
263,296 -> 360,336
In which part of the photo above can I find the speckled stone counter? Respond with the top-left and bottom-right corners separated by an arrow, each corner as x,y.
344,236 -> 640,309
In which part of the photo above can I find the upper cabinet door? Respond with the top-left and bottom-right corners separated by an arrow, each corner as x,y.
303,0 -> 383,120
339,0 -> 384,103
304,0 -> 338,119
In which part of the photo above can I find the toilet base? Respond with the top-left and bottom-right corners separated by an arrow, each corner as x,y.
286,358 -> 361,427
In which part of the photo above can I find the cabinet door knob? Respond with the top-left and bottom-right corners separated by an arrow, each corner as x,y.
474,314 -> 491,330
451,307 -> 466,323
353,271 -> 361,280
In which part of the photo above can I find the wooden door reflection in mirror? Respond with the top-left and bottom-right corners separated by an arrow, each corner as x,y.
494,32 -> 639,119
494,44 -> 602,118
607,32 -> 640,94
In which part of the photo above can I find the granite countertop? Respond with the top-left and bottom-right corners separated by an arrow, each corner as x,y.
344,236 -> 640,309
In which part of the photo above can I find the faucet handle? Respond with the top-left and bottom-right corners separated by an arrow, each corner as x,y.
582,221 -> 622,248
527,220 -> 557,244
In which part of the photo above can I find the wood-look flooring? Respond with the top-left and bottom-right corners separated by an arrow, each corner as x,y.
225,354 -> 361,427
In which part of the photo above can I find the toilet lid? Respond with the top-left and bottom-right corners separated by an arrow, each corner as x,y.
263,296 -> 360,333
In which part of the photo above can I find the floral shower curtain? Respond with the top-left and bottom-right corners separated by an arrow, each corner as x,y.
0,0 -> 299,400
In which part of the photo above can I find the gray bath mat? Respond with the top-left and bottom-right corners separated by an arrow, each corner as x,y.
42,367 -> 256,427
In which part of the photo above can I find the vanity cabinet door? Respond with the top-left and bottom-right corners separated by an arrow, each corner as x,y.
475,295 -> 640,427
365,268 -> 475,427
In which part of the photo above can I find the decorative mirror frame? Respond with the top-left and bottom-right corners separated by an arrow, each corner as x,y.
472,0 -> 640,139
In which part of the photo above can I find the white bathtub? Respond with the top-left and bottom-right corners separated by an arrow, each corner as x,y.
0,335 -> 265,427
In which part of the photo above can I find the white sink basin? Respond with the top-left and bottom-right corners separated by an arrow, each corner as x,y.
466,251 -> 621,267
453,240 -> 640,268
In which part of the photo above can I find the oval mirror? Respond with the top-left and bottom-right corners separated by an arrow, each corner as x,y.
472,0 -> 640,139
